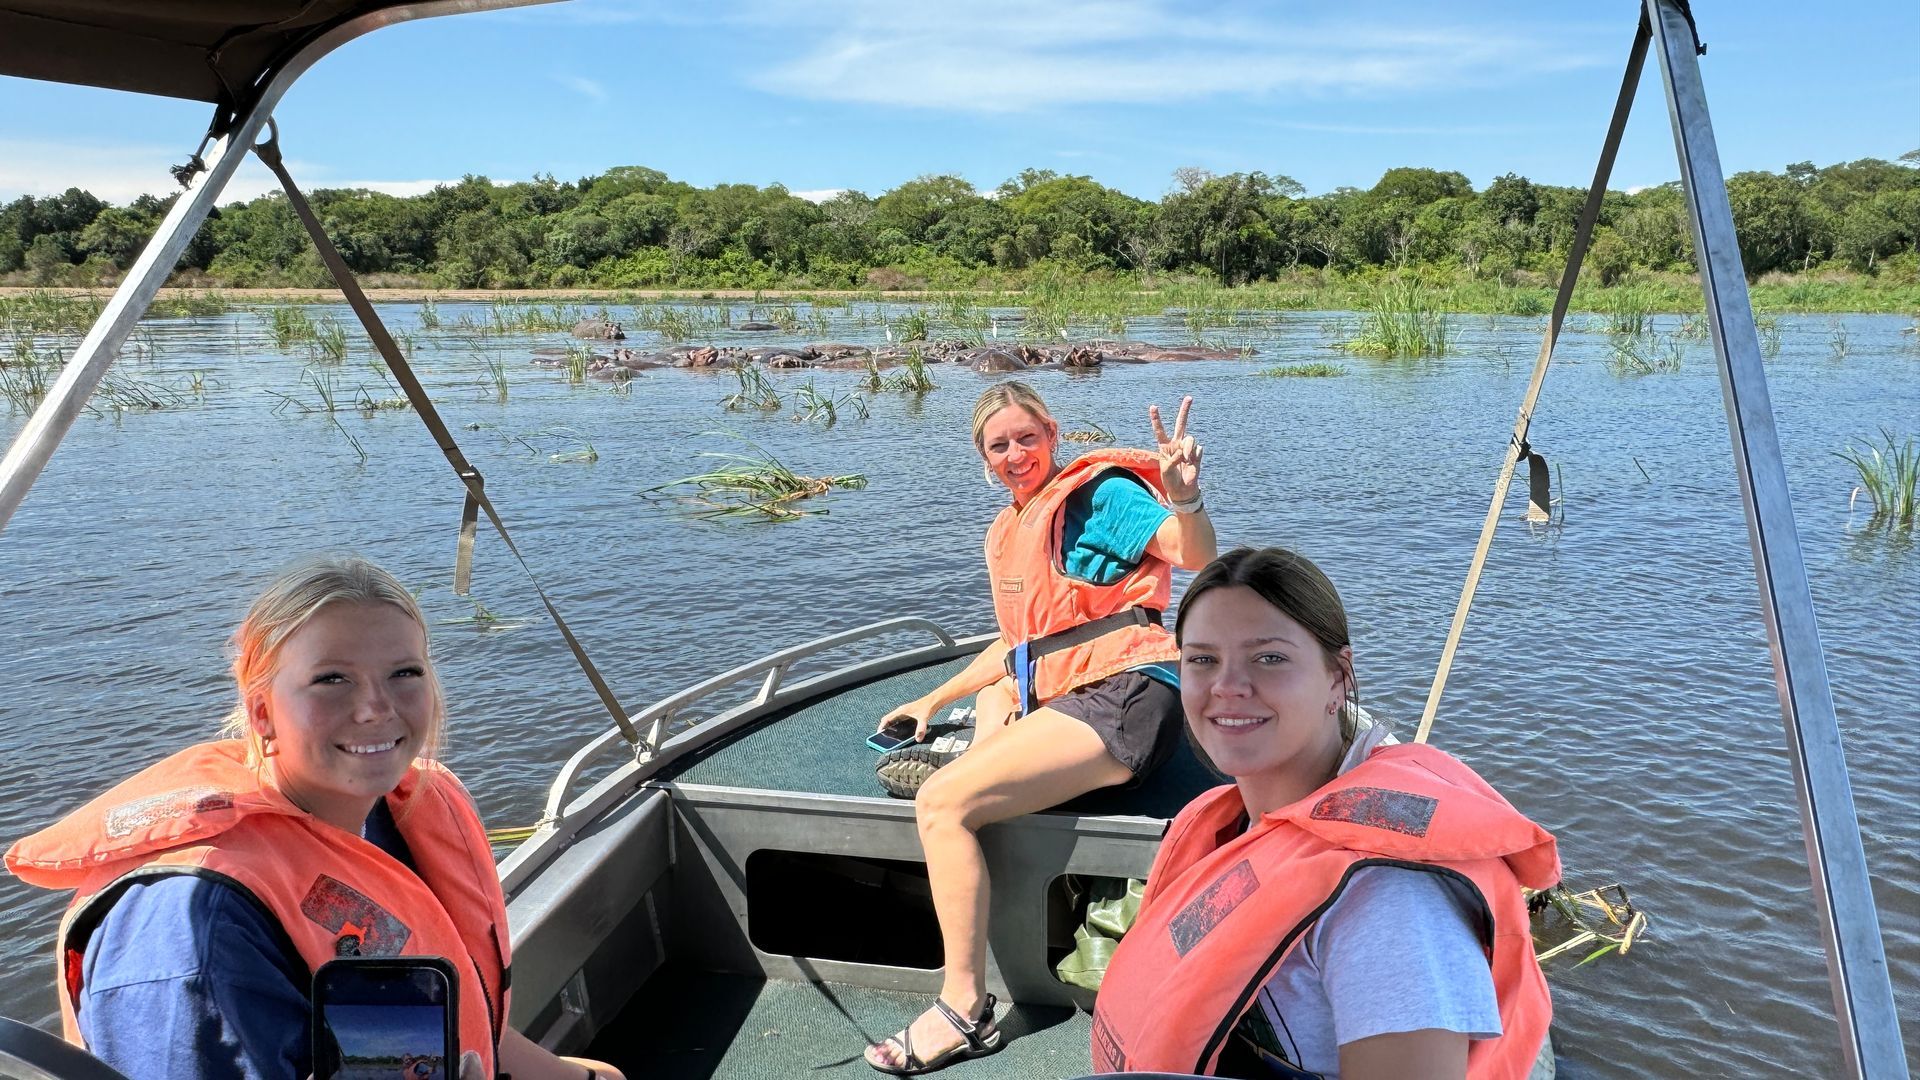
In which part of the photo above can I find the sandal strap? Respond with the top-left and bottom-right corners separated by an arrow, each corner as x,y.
930,995 -> 996,1051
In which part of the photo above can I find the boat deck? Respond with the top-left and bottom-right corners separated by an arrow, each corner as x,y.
660,656 -> 1217,818
592,967 -> 1093,1080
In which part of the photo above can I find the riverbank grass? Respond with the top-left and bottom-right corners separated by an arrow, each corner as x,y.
1837,429 -> 1918,528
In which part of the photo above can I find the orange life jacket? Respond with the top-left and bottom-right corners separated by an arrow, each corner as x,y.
5,740 -> 508,1075
1090,742 -> 1559,1078
985,448 -> 1179,704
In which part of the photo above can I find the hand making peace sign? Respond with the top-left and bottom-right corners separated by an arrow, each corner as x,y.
1148,395 -> 1203,505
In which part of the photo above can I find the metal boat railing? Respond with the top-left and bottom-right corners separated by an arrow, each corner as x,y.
496,617 -> 986,894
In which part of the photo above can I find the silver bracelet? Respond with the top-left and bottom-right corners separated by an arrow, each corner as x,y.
1169,493 -> 1205,515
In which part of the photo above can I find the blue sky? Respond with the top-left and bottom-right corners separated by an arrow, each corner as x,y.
2,0 -> 1915,206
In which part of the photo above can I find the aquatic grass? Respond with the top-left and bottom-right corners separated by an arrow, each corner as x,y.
475,348 -> 510,402
147,292 -> 231,319
1827,321 -> 1849,362
642,433 -> 866,520
0,290 -> 103,333
439,597 -> 527,632
890,310 -> 930,342
722,363 -> 783,412
1755,315 -> 1783,359
1607,333 -> 1684,376
1257,362 -> 1348,378
269,306 -> 317,349
564,345 -> 593,386
0,350 -> 56,412
514,428 -> 600,463
309,317 -> 349,363
1061,421 -> 1115,443
791,380 -> 868,427
1594,287 -> 1657,336
1342,281 -> 1449,359
418,297 -> 441,330
1836,429 -> 1917,528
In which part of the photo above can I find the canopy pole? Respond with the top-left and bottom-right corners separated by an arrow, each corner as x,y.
1645,2 -> 1909,1075
0,119 -> 258,534
0,0 -> 561,539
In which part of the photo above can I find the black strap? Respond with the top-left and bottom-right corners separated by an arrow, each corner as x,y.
253,125 -> 638,748
1003,606 -> 1161,676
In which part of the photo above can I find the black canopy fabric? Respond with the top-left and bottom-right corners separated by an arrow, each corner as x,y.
0,2 -> 417,104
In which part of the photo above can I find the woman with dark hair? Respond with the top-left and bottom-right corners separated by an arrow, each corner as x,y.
863,381 -> 1217,1075
1091,547 -> 1559,1080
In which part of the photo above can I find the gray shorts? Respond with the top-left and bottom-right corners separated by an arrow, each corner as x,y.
1043,671 -> 1183,781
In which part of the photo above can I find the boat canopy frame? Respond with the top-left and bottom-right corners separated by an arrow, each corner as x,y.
0,0 -> 1907,1075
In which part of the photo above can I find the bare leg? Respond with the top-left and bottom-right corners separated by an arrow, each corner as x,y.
968,676 -> 1019,747
865,708 -> 1130,1070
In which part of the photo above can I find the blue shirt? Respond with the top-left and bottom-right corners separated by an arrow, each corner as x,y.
1059,471 -> 1177,686
75,801 -> 417,1080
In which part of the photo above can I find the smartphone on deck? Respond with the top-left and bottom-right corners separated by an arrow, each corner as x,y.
866,714 -> 921,752
312,956 -> 458,1080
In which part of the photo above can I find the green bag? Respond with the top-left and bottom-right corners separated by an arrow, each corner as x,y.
1053,877 -> 1145,990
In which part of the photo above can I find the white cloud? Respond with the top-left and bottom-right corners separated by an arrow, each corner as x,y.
0,139 -> 462,204
790,188 -> 849,203
729,1 -> 1600,113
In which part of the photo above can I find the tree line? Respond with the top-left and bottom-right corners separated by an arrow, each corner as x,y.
4,155 -> 1917,291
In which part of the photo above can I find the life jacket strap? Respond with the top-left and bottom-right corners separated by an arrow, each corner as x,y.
1004,606 -> 1162,714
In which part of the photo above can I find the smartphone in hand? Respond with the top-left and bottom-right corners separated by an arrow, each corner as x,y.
867,715 -> 921,752
313,956 -> 457,1080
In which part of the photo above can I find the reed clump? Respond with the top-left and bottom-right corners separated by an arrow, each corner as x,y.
722,364 -> 782,411
792,380 -> 869,427
1061,421 -> 1115,443
1343,281 -> 1449,358
1607,334 -> 1684,376
644,434 -> 866,520
1837,429 -> 1917,528
1257,362 -> 1347,378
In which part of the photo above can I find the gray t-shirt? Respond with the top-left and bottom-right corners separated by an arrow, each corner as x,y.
1241,865 -> 1502,1077
1237,715 -> 1501,1078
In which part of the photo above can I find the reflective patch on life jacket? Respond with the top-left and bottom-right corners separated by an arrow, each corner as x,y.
103,787 -> 234,839
1310,786 -> 1437,838
300,874 -> 412,955
997,576 -> 1024,594
1091,1009 -> 1128,1071
1168,859 -> 1259,957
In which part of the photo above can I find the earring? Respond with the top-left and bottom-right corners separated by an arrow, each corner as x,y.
261,734 -> 279,758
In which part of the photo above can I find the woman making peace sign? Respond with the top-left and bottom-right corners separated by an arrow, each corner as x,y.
865,381 -> 1216,1075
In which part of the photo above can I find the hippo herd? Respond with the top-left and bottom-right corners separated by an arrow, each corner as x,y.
544,319 -> 1246,381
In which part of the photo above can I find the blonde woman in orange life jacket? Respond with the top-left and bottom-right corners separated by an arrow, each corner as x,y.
7,555 -> 625,1080
864,381 -> 1218,1075
1091,547 -> 1560,1080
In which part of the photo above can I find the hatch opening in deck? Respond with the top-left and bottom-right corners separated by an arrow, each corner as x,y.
745,849 -> 944,969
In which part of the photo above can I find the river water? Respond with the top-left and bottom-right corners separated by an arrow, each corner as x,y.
1,301 -> 1915,1075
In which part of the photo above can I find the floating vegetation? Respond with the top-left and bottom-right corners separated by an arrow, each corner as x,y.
418,297 -> 441,330
1837,428 -> 1917,529
792,380 -> 868,427
1827,320 -> 1849,362
633,304 -> 729,342
643,434 -> 866,520
1607,333 -> 1684,376
514,428 -> 600,463
439,597 -> 527,632
1530,883 -> 1648,968
1258,362 -> 1347,378
1674,313 -> 1710,341
1061,421 -> 1115,443
1343,281 -> 1449,359
722,363 -> 783,411
565,345 -> 593,386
